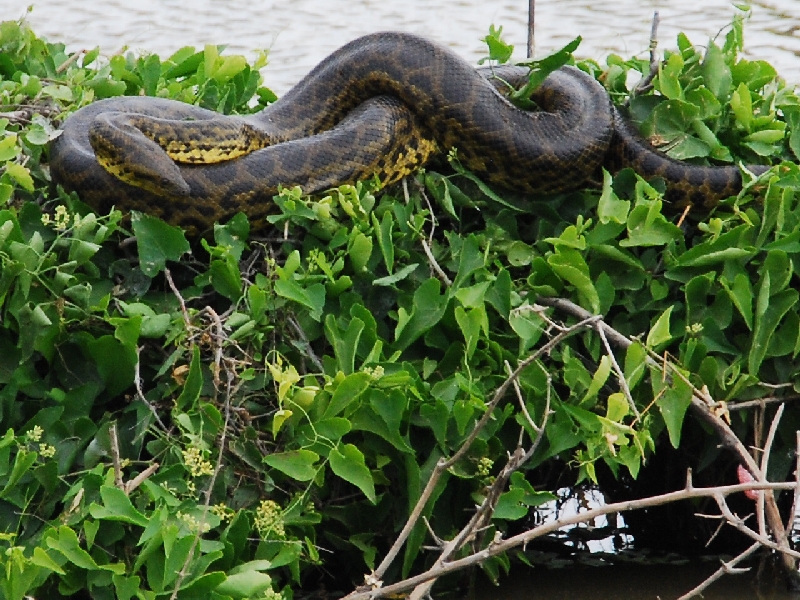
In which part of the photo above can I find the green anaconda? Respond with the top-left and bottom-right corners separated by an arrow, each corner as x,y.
49,31 -> 767,235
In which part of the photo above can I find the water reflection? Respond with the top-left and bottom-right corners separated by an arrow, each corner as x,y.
6,0 -> 800,92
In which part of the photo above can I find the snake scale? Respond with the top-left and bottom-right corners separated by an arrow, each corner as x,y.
49,31 -> 766,235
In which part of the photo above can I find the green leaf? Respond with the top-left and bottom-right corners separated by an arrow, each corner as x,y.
393,278 -> 449,351
88,485 -> 149,527
215,570 -> 273,598
656,377 -> 693,448
329,443 -> 376,503
325,314 -> 364,375
0,448 -> 37,499
324,372 -> 371,419
86,335 -> 136,397
131,211 -> 190,276
547,248 -> 600,313
4,163 -> 34,191
209,258 -> 242,300
646,306 -> 674,349
264,450 -> 319,481
46,526 -> 125,573
721,273 -> 753,330
274,279 -> 325,321
750,287 -> 798,375
176,345 -> 203,410
373,263 -> 418,286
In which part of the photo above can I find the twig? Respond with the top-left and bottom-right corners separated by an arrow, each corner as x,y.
594,322 -> 639,417
728,393 -> 800,411
56,51 -> 82,74
713,493 -> 800,561
527,0 -> 535,59
109,422 -> 124,490
124,463 -> 159,495
287,315 -> 325,372
134,346 -> 169,431
757,404 -> 784,536
630,12 -> 661,100
787,430 -> 800,537
403,179 -> 452,285
676,541 -> 760,600
165,268 -> 192,330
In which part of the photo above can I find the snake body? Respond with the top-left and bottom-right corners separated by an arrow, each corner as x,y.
49,32 -> 764,235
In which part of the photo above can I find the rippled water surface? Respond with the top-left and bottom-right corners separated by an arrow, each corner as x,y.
7,0 -> 800,93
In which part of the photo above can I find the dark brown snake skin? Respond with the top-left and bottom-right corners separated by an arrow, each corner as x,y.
49,31 -> 767,235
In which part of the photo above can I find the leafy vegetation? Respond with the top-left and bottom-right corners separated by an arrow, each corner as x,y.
1,8 -> 800,599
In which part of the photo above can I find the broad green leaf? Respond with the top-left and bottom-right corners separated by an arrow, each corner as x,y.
46,526 -> 125,573
656,377 -> 693,448
393,278 -> 449,351
749,287 -> 798,375
131,211 -> 190,276
721,273 -> 753,330
373,263 -> 419,286
88,485 -> 149,527
323,371 -> 371,419
329,443 -> 376,503
176,345 -> 203,410
264,450 -> 319,481
215,570 -> 273,598
646,306 -> 674,349
547,248 -> 600,313
274,279 -> 325,321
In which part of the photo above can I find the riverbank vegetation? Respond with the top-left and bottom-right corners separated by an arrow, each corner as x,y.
1,8 -> 800,599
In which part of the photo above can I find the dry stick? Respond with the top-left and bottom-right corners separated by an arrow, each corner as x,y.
684,417 -> 799,600
124,463 -> 159,495
676,541 -> 761,600
164,268 -> 192,330
403,179 -> 452,285
729,393 -> 800,411
595,323 -> 639,417
757,403 -> 785,537
134,346 -> 169,431
365,316 -> 597,587
630,11 -> 661,100
713,493 -> 800,560
109,422 -> 124,490
527,0 -> 535,59
787,431 -> 800,536
346,480 -> 797,600
536,295 -> 797,579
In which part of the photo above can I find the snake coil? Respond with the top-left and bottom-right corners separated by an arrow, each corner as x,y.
50,31 -> 765,235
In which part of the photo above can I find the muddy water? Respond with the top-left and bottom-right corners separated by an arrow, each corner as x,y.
7,1 -> 800,93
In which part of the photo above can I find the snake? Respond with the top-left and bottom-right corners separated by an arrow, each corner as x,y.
49,31 -> 769,236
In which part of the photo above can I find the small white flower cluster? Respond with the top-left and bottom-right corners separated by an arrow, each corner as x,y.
26,426 -> 55,458
362,365 -> 384,380
182,447 -> 215,477
254,499 -> 285,538
177,511 -> 211,534
476,457 -> 493,478
40,205 -> 77,230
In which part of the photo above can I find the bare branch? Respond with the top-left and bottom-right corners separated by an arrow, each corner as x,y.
346,480 -> 797,600
676,541 -> 760,600
109,422 -> 124,490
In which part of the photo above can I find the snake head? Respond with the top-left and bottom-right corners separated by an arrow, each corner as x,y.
89,113 -> 192,197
